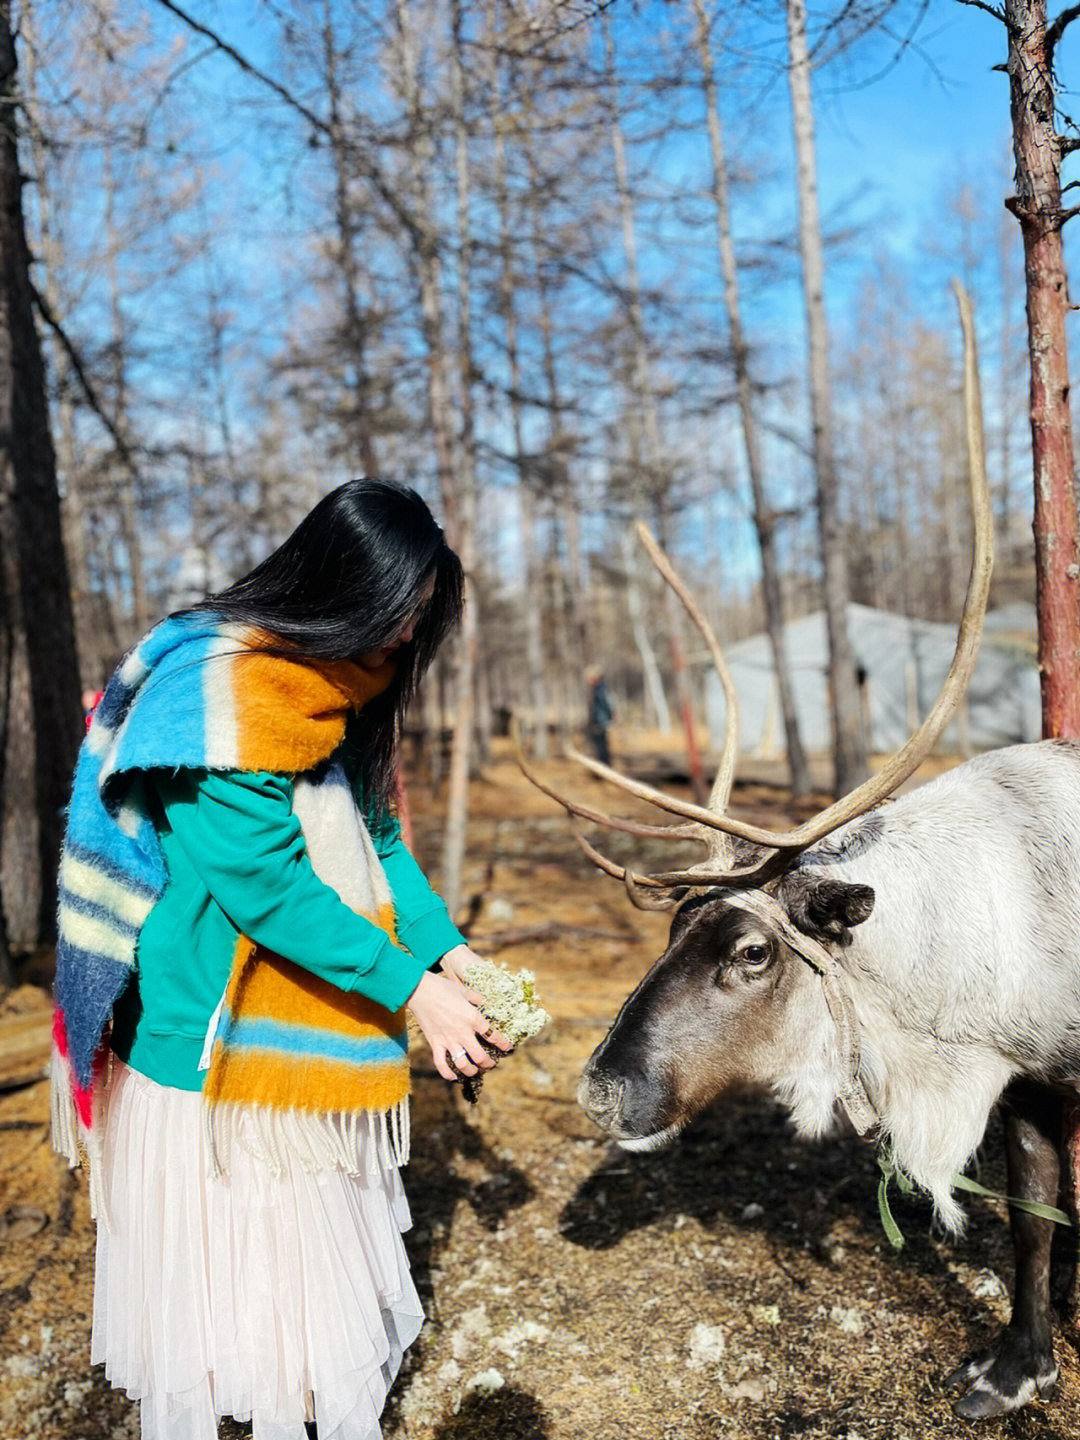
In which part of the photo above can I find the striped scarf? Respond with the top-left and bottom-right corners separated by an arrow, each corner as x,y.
51,614 -> 410,1183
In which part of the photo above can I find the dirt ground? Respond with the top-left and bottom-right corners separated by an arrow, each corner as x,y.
4,742 -> 1080,1440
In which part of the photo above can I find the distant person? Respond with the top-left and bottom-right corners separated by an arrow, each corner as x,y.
586,667 -> 614,767
52,478 -> 511,1440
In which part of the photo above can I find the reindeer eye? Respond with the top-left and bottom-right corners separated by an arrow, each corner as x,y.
742,943 -> 770,968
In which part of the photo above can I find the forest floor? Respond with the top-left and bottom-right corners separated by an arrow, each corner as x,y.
3,737 -> 1080,1440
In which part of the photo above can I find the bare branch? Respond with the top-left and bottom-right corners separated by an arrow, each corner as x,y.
1047,4 -> 1080,63
954,0 -> 1008,21
810,0 -> 935,81
150,0 -> 424,249
152,0 -> 325,133
30,282 -> 142,483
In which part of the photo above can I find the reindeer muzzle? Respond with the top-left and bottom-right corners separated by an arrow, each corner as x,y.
577,1068 -> 624,1132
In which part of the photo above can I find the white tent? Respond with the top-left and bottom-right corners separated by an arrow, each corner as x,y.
702,603 -> 1041,757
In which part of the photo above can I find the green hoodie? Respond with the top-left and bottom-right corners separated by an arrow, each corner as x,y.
111,765 -> 464,1090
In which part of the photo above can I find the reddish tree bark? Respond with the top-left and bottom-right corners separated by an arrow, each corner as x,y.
1004,0 -> 1080,736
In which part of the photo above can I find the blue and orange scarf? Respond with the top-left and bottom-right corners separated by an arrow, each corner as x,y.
51,615 -> 410,1182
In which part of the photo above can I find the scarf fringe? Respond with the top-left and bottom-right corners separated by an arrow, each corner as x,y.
49,1045 -> 109,1223
50,1045 -> 81,1169
53,1044 -> 409,1215
205,1097 -> 411,1180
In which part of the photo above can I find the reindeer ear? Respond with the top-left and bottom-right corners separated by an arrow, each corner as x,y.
780,875 -> 875,946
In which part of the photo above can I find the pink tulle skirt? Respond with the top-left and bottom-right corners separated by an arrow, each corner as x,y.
91,1063 -> 424,1440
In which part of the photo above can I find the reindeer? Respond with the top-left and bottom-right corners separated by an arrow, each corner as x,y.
519,289 -> 1080,1419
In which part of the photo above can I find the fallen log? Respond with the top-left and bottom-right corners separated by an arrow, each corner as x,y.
0,1009 -> 52,1092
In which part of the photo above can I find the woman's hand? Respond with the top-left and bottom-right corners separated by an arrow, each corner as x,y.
406,968 -> 511,1082
437,942 -> 482,986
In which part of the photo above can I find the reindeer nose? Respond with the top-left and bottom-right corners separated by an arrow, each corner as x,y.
577,1069 -> 624,1132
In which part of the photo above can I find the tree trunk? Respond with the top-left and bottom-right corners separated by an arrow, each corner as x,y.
520,482 -> 549,756
559,491 -> 589,674
693,0 -> 808,797
322,1 -> 380,479
1004,0 -> 1080,737
0,0 -> 82,978
604,16 -> 706,796
438,0 -> 481,919
492,59 -> 549,758
622,528 -> 671,731
394,0 -> 471,912
102,137 -> 150,637
528,152 -> 588,731
22,1 -> 106,690
786,0 -> 867,792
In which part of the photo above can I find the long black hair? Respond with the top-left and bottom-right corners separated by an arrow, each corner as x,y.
188,478 -> 463,813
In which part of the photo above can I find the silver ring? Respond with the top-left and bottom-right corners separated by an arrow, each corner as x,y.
450,1047 -> 468,1059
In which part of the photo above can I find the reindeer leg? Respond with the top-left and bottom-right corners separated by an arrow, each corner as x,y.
1062,1096 -> 1080,1323
946,1080 -> 1061,1418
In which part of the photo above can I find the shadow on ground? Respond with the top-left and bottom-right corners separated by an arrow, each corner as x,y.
431,1384 -> 550,1440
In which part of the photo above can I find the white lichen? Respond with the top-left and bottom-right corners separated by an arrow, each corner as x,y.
468,1368 -> 506,1396
464,960 -> 551,1045
687,1323 -> 726,1370
829,1306 -> 864,1334
494,1320 -> 551,1360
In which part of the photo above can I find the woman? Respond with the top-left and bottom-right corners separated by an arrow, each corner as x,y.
52,478 -> 509,1440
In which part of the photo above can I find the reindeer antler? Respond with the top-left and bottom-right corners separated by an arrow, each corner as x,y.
519,281 -> 993,900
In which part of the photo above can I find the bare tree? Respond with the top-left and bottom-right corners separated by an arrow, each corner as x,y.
21,0 -> 107,686
312,1 -> 385,478
489,30 -> 549,758
602,14 -> 708,799
786,0 -> 868,791
0,0 -> 81,979
692,0 -> 809,796
31,0 -> 1056,814
439,0 -> 482,916
523,96 -> 596,741
959,0 -> 1080,736
100,128 -> 152,637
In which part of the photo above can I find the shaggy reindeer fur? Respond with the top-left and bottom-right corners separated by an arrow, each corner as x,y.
771,740 -> 1080,1230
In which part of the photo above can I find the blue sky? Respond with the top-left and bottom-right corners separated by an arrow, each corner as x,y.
609,0 -> 1079,363
812,5 -> 1080,255
616,0 -> 1080,580
61,1 -> 1078,592
140,1 -> 1079,332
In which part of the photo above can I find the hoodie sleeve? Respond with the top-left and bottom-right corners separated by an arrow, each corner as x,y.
154,768 -> 431,1012
367,811 -> 466,966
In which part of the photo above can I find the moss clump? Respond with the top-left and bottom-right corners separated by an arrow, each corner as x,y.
464,960 -> 550,1046
456,960 -> 550,1103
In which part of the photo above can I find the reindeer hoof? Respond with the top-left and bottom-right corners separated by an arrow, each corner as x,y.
945,1337 -> 1057,1418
